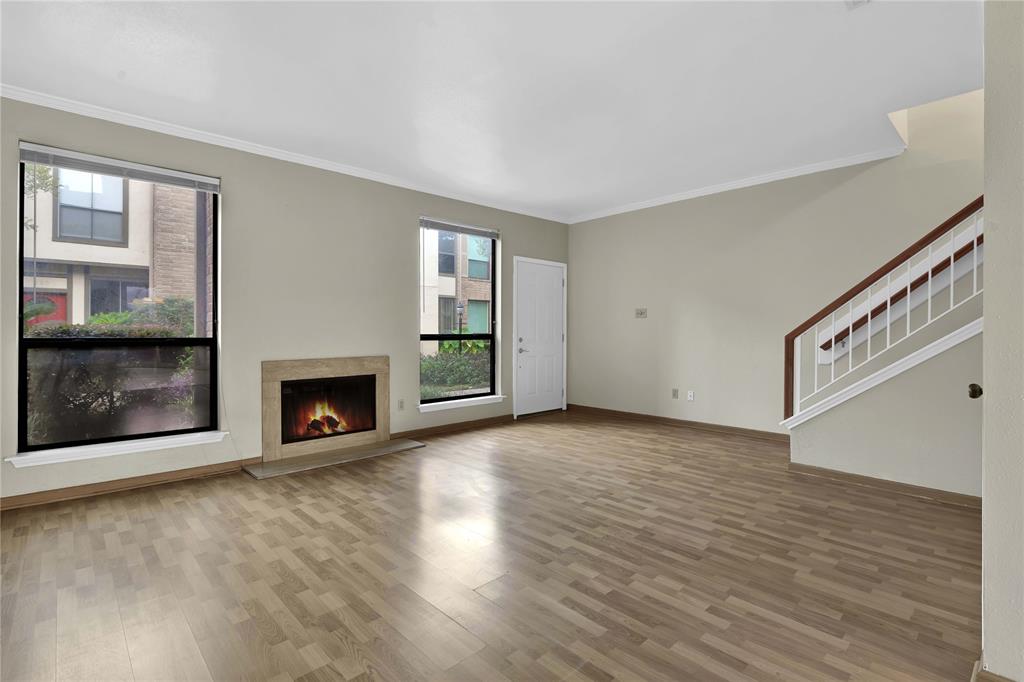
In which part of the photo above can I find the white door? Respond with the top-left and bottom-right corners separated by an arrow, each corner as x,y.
514,257 -> 566,417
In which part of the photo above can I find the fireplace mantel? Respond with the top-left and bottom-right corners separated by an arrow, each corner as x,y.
261,356 -> 390,461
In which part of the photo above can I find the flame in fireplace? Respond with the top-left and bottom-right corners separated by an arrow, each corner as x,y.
307,400 -> 349,435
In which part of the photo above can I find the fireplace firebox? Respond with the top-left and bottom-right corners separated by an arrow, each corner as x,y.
280,374 -> 376,444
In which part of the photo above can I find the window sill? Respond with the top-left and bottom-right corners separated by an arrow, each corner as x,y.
418,395 -> 506,413
6,431 -> 229,468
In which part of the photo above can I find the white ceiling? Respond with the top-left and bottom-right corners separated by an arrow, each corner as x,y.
1,2 -> 982,224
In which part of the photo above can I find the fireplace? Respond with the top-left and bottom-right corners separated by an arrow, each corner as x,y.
280,375 -> 376,444
261,356 -> 390,462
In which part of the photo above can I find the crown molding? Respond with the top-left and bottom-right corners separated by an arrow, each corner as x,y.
566,143 -> 907,224
0,84 -> 569,224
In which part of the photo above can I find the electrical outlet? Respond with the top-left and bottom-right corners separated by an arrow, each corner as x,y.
635,308 -> 648,319
672,388 -> 679,399
397,398 -> 405,411
687,391 -> 695,401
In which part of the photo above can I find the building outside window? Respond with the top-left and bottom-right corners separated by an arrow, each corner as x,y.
419,218 -> 497,403
19,143 -> 219,452
56,169 -> 128,245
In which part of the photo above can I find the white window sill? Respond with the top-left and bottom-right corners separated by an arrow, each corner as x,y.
418,395 -> 506,413
6,431 -> 229,468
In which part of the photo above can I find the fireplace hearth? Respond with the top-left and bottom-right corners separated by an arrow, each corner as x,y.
281,375 -> 376,444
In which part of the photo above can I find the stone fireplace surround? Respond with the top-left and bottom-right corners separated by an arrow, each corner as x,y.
261,356 -> 390,462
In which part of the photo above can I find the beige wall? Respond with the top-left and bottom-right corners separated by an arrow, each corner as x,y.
790,333 -> 982,496
1,98 -> 567,497
568,90 -> 983,434
982,2 -> 1024,678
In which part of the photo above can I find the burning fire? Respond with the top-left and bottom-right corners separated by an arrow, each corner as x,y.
306,400 -> 348,436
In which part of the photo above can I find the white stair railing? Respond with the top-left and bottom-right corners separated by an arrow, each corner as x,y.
783,198 -> 984,421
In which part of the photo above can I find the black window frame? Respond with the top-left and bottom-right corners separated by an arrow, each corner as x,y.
53,168 -> 130,247
18,162 -> 219,453
420,233 -> 497,405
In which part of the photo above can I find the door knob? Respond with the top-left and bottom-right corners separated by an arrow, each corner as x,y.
968,383 -> 983,399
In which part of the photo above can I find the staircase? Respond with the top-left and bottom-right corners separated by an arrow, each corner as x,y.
781,197 -> 984,498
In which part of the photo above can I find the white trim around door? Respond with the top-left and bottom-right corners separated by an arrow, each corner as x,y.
513,256 -> 567,419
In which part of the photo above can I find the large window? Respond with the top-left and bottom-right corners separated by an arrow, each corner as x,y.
419,218 -> 497,403
19,143 -> 219,452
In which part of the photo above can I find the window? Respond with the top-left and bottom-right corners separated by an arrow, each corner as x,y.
467,236 -> 491,279
438,230 -> 456,275
90,276 -> 150,316
56,169 -> 128,245
419,218 -> 497,403
468,300 -> 489,333
438,296 -> 457,333
19,143 -> 219,452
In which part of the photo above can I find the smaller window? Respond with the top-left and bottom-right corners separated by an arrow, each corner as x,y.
438,296 -> 457,333
56,169 -> 127,245
438,231 -> 456,275
89,277 -> 149,317
467,236 -> 491,279
468,300 -> 489,333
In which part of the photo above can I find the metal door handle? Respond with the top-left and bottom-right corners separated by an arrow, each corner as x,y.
968,383 -> 983,399
518,348 -> 527,354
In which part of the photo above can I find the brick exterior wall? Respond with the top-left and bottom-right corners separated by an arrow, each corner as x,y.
151,185 -> 196,301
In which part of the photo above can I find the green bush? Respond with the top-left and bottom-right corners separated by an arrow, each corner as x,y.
88,310 -> 134,325
438,338 -> 488,354
25,297 -> 197,339
24,323 -> 178,338
128,297 -> 195,336
420,351 -> 489,388
23,300 -> 56,324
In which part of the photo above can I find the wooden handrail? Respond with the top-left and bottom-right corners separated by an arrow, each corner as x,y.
783,196 -> 983,419
820,233 -> 984,350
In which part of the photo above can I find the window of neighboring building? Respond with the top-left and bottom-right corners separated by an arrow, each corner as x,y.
56,169 -> 128,245
90,276 -> 150,316
467,300 -> 489,333
438,296 -> 457,333
19,143 -> 219,452
438,230 -> 456,275
419,218 -> 497,404
467,236 -> 491,279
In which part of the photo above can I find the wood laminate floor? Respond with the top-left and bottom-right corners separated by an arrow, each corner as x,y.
1,412 -> 981,681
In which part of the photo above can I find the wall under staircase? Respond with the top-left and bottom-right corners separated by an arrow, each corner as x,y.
789,330 -> 981,496
782,198 -> 984,496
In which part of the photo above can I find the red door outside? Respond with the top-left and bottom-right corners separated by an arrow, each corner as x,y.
23,292 -> 68,326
